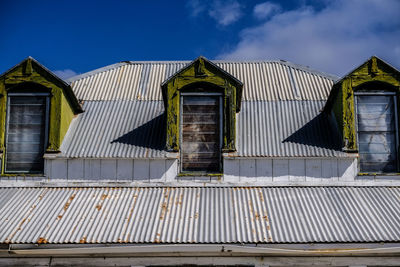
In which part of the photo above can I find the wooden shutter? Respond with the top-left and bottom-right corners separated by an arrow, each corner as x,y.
356,94 -> 398,172
5,96 -> 47,173
181,95 -> 220,172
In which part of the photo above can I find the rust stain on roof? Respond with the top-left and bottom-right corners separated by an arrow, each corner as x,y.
122,189 -> 140,242
258,188 -> 265,202
5,189 -> 47,243
176,194 -> 184,205
248,200 -> 254,215
37,237 -> 48,244
63,193 -> 76,211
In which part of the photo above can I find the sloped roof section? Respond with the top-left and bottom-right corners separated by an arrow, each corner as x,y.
1,186 -> 399,244
60,100 -> 166,158
60,99 -> 346,158
69,60 -> 337,101
238,101 -> 344,157
60,59 -> 344,158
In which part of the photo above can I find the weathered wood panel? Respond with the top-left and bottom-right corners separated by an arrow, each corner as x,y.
5,96 -> 47,173
181,96 -> 220,172
356,94 -> 397,172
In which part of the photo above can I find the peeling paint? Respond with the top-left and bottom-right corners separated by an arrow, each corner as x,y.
161,57 -> 243,152
326,56 -> 400,151
0,57 -> 82,175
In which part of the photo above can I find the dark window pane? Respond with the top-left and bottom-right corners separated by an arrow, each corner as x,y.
356,95 -> 397,173
181,96 -> 220,173
5,96 -> 47,173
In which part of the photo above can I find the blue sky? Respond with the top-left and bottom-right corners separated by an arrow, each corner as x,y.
1,0 -> 399,79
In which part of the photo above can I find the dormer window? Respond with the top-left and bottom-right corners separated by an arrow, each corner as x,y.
5,93 -> 49,173
355,91 -> 398,173
161,57 -> 243,175
324,56 -> 400,175
0,57 -> 82,176
181,93 -> 222,173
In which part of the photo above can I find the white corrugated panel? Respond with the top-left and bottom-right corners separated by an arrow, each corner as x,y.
60,100 -> 346,158
237,101 -> 346,157
61,101 -> 166,158
69,61 -> 336,101
1,187 -> 399,244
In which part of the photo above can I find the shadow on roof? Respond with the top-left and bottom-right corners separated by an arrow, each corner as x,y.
111,113 -> 166,150
283,113 -> 342,151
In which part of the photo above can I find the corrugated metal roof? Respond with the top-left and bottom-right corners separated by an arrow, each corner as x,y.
1,186 -> 399,244
70,61 -> 336,101
60,100 -> 345,158
60,59 -> 345,158
61,101 -> 166,158
238,101 -> 345,157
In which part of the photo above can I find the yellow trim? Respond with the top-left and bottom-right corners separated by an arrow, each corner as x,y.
0,58 -> 80,175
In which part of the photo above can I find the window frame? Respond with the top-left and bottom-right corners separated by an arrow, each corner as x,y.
4,92 -> 50,174
179,92 -> 223,174
354,90 -> 399,173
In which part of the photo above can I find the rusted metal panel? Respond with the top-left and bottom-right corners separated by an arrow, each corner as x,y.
1,187 -> 400,244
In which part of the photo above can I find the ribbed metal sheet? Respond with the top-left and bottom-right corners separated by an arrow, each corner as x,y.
1,186 -> 399,244
60,100 -> 345,158
61,101 -> 166,158
70,61 -> 336,101
238,101 -> 346,157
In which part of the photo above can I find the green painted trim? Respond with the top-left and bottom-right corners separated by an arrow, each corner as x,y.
0,58 -> 81,174
178,172 -> 223,177
328,56 -> 400,151
358,172 -> 400,176
162,57 -> 242,153
0,173 -> 46,177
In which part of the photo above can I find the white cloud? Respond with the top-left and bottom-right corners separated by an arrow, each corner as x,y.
219,0 -> 400,76
253,2 -> 280,20
186,0 -> 243,26
209,0 -> 243,26
186,0 -> 206,17
53,69 -> 78,80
